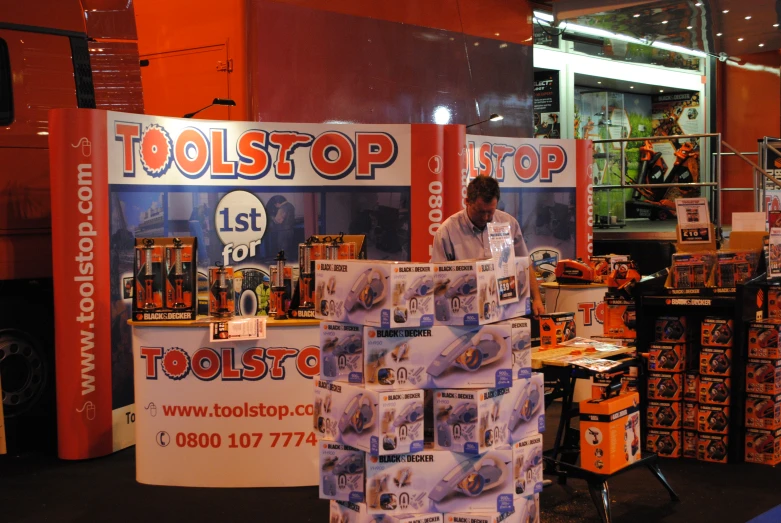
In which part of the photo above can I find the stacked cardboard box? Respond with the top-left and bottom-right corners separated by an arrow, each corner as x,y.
645,316 -> 690,459
695,317 -> 733,464
315,259 -> 542,522
745,320 -> 781,465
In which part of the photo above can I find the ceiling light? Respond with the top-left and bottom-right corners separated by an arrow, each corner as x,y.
651,41 -> 707,57
687,26 -> 693,29
723,10 -> 729,14
695,2 -> 702,5
630,86 -> 634,89
433,106 -> 452,125
597,81 -> 602,84
746,16 -> 752,20
662,20 -> 669,24
775,24 -> 780,27
738,37 -> 744,41
489,114 -> 504,122
533,10 -> 554,23
760,43 -> 765,47
660,89 -> 664,92
499,43 -> 508,48
717,32 -> 723,36
633,13 -> 640,18
474,42 -> 480,46
494,33 -> 500,36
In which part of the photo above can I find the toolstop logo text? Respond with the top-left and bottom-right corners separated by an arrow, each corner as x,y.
140,345 -> 319,381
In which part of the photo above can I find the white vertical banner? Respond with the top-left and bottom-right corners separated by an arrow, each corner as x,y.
132,324 -> 320,487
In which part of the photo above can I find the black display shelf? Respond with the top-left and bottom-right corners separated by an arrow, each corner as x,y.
632,280 -> 765,464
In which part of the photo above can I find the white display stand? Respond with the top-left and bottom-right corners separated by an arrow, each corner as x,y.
542,283 -> 608,402
131,318 -> 320,487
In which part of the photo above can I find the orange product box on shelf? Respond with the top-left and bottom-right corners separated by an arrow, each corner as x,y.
579,392 -> 641,475
683,431 -> 698,459
745,427 -> 781,466
590,254 -> 629,283
698,433 -> 729,463
746,359 -> 781,395
699,347 -> 732,377
538,312 -> 576,349
655,316 -> 687,343
769,287 -> 781,319
715,250 -> 759,288
684,371 -> 699,401
700,317 -> 734,347
648,372 -> 683,401
697,404 -> 730,435
747,320 -> 781,359
699,375 -> 731,406
647,429 -> 682,459
647,401 -> 681,430
745,393 -> 781,430
648,343 -> 687,373
682,401 -> 698,430
603,297 -> 636,339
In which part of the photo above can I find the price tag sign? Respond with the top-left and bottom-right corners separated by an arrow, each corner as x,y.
675,197 -> 711,243
210,317 -> 267,342
487,222 -> 518,305
769,228 -> 781,280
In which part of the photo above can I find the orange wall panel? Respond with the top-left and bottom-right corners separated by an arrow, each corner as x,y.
720,51 -> 781,223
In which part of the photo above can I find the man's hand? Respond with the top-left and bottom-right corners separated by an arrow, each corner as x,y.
531,297 -> 545,317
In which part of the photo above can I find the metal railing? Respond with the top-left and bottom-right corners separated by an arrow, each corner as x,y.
592,133 -> 781,240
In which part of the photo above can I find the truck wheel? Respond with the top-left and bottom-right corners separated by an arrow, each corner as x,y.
657,209 -> 669,221
0,329 -> 48,418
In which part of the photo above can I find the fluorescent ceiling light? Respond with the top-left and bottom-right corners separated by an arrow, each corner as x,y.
561,22 -> 646,45
533,11 -> 554,23
651,41 -> 707,57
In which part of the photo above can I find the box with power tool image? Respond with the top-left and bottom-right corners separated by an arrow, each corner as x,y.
329,500 -> 444,523
320,322 -> 364,384
647,372 -> 683,401
699,347 -> 732,378
697,404 -> 730,434
445,493 -> 540,523
497,257 -> 531,322
700,317 -> 734,347
683,431 -> 698,459
538,312 -> 576,349
683,401 -> 698,430
433,388 -> 508,454
747,320 -> 781,359
655,316 -> 688,343
497,373 -> 546,444
745,427 -> 781,465
365,448 -> 515,516
746,358 -> 781,394
647,429 -> 682,459
745,393 -> 781,429
684,371 -> 699,401
647,401 -> 681,430
363,325 -> 513,391
698,375 -> 731,406
769,287 -> 781,319
313,378 -> 425,456
503,318 -> 531,379
579,392 -> 642,474
648,343 -> 688,373
132,237 -> 198,321
603,298 -> 636,339
698,432 -> 728,463
314,260 -> 435,328
590,254 -> 629,283
431,259 -> 504,327
319,442 -> 365,502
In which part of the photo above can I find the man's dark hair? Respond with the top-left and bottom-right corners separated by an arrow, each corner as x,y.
466,175 -> 500,203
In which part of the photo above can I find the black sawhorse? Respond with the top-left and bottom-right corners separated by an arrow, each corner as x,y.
542,361 -> 680,523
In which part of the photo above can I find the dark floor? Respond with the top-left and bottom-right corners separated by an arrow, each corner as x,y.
2,404 -> 781,523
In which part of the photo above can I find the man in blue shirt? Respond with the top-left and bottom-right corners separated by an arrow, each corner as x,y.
431,176 -> 544,315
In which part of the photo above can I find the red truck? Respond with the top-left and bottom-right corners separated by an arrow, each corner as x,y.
0,2 -> 142,452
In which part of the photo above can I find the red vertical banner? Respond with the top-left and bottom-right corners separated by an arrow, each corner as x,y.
576,139 -> 594,260
410,125 -> 445,262
49,109 -> 114,459
443,124 -> 466,219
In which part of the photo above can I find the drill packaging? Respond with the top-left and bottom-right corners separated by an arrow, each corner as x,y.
700,318 -> 734,347
649,343 -> 688,373
320,322 -> 364,384
363,325 -> 513,391
313,378 -> 424,456
648,372 -> 683,401
647,429 -> 682,458
746,358 -> 781,394
699,347 -> 732,378
745,393 -> 781,429
698,375 -> 731,406
647,401 -> 681,430
745,427 -> 781,465
747,321 -> 781,359
579,392 -> 641,474
698,433 -> 728,463
538,313 -> 576,349
697,404 -> 730,434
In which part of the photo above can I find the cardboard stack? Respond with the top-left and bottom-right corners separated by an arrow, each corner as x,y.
695,317 -> 733,464
745,319 -> 781,466
314,258 -> 543,523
